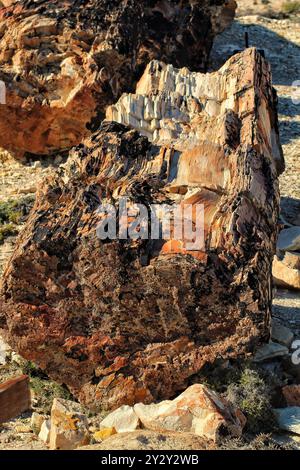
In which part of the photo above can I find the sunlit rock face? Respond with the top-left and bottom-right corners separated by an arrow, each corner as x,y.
0,0 -> 236,156
0,49 -> 284,411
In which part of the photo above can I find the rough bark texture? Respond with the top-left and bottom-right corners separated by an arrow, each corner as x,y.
0,49 -> 284,411
0,0 -> 236,156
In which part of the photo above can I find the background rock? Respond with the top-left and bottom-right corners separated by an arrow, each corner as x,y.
254,342 -> 289,362
0,0 -> 236,156
273,255 -> 300,290
277,227 -> 300,252
274,407 -> 300,436
271,321 -> 294,347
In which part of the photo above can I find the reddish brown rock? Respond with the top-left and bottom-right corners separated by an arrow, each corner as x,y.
282,385 -> 300,407
0,375 -> 31,423
0,0 -> 236,156
0,49 -> 283,411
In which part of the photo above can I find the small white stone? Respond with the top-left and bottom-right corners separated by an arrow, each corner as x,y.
39,419 -> 51,445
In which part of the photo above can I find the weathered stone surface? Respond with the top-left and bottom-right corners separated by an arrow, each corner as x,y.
100,405 -> 140,433
0,0 -> 236,156
282,252 -> 300,270
78,430 -> 214,450
0,48 -> 283,411
277,227 -> 300,252
49,398 -> 90,450
282,385 -> 300,407
273,255 -> 300,290
271,321 -> 294,347
254,342 -> 289,362
0,375 -> 31,423
274,407 -> 300,436
134,384 -> 245,442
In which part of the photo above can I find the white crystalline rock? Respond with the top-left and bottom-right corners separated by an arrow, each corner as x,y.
106,60 -> 237,150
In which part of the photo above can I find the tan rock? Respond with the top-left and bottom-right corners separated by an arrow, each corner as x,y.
282,385 -> 300,407
254,341 -> 289,362
134,384 -> 246,442
282,252 -> 300,270
274,407 -> 300,435
49,398 -> 90,450
100,405 -> 140,433
78,430 -> 215,451
31,412 -> 46,435
273,255 -> 300,290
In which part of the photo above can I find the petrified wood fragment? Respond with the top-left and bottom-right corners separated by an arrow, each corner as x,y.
0,49 -> 284,410
0,375 -> 31,423
0,0 -> 236,156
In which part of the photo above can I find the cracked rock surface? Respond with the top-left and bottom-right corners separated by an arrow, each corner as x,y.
0,48 -> 284,411
0,0 -> 236,156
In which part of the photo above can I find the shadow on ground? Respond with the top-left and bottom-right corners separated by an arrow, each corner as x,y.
279,97 -> 300,117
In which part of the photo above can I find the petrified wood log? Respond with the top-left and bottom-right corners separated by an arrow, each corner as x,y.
0,49 -> 284,411
0,0 -> 236,156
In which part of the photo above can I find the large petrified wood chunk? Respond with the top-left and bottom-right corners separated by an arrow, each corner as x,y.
0,0 -> 236,156
0,49 -> 284,411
